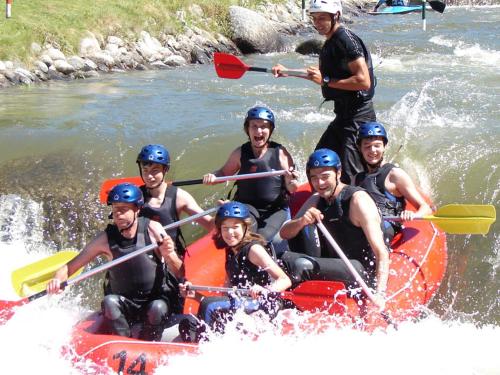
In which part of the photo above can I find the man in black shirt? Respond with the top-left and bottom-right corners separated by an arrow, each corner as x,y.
272,0 -> 377,184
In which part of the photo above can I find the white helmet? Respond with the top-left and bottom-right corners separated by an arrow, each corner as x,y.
309,0 -> 343,16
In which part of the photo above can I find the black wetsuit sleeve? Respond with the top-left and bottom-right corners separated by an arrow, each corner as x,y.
336,28 -> 365,63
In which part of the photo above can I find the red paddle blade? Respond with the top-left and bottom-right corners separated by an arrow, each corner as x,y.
214,52 -> 249,79
99,176 -> 143,204
0,299 -> 27,324
283,280 -> 347,314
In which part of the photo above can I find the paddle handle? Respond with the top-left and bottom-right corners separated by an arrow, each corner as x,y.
316,222 -> 378,302
188,285 -> 250,295
173,170 -> 287,186
267,67 -> 309,78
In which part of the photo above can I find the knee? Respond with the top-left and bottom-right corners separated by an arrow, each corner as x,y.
101,295 -> 122,320
291,257 -> 318,282
147,300 -> 169,326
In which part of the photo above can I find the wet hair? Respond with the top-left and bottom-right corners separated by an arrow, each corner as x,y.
213,216 -> 266,250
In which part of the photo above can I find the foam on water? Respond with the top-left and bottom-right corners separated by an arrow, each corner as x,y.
429,36 -> 500,67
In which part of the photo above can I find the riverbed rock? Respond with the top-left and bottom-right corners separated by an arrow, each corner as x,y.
79,34 -> 101,56
89,51 -> 115,67
107,36 -> 125,47
46,48 -> 66,61
0,73 -> 10,88
0,61 -> 6,72
164,55 -> 187,67
229,6 -> 285,54
67,56 -> 85,71
54,59 -> 76,74
82,58 -> 98,72
295,38 -> 324,55
39,55 -> 53,67
34,60 -> 49,73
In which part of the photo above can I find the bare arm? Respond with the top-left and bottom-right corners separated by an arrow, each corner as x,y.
388,168 -> 432,220
47,231 -> 112,294
248,244 -> 291,292
203,147 -> 241,185
175,188 -> 214,232
279,146 -> 299,194
306,57 -> 371,91
350,192 -> 390,294
280,195 -> 321,239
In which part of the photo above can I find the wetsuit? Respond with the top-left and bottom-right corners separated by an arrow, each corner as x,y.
316,26 -> 377,184
101,217 -> 180,341
197,241 -> 280,333
355,163 -> 405,243
282,186 -> 386,290
140,185 -> 186,257
234,141 -> 291,249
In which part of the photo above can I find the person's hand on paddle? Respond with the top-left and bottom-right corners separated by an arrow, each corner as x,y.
306,66 -> 323,85
284,167 -> 300,193
179,281 -> 195,298
46,278 -> 64,295
249,284 -> 269,299
400,210 -> 416,221
202,173 -> 217,185
370,291 -> 387,311
300,207 -> 324,228
271,63 -> 289,77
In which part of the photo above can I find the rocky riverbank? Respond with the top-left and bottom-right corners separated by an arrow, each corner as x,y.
0,0 -> 368,89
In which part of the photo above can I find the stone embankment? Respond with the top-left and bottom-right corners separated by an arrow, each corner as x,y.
0,0 -> 364,89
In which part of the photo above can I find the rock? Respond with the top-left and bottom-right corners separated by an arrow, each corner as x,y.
54,59 -> 76,74
82,70 -> 100,78
107,36 -> 125,47
46,48 -> 66,61
4,70 -> 17,83
164,55 -> 187,67
34,69 -> 48,81
188,4 -> 204,19
67,56 -> 85,71
0,73 -> 10,88
295,38 -> 324,55
135,64 -> 147,71
136,31 -> 163,60
151,61 -> 168,69
82,58 -> 98,72
229,6 -> 285,53
4,61 -> 14,70
191,46 -> 211,64
89,51 -> 115,67
39,55 -> 53,66
0,61 -> 5,72
79,34 -> 101,56
47,66 -> 63,80
34,60 -> 49,73
31,42 -> 42,55
105,43 -> 121,58
14,68 -> 34,85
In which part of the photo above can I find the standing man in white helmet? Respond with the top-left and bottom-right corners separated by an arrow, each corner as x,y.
272,0 -> 377,184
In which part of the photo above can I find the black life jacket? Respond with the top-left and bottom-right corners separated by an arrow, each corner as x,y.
355,163 -> 405,217
140,185 -> 186,257
319,26 -> 375,106
104,217 -> 168,300
234,141 -> 287,210
225,241 -> 272,288
317,186 -> 379,271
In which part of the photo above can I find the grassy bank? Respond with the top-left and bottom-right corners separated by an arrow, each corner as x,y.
0,0 -> 285,62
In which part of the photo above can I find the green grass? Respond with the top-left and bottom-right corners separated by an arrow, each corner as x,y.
0,0 -> 285,62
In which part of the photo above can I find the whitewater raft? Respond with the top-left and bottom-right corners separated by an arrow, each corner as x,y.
68,184 -> 447,373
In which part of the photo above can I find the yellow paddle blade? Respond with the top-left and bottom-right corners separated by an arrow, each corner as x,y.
426,204 -> 496,235
11,250 -> 83,297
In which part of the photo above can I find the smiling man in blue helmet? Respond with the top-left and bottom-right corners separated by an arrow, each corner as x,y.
47,183 -> 183,341
279,149 -> 388,309
137,144 -> 214,258
354,122 -> 432,242
202,106 -> 298,255
272,0 -> 376,184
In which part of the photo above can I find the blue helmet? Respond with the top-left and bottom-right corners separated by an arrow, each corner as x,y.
306,149 -> 342,172
107,183 -> 144,207
244,106 -> 275,133
357,122 -> 388,145
137,144 -> 170,167
216,201 -> 250,221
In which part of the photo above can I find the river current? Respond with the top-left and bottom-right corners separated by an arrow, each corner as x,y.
0,6 -> 498,374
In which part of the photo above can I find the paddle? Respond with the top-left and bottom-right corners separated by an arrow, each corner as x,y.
316,221 -> 396,326
385,204 -> 496,235
214,52 -> 308,80
188,280 -> 347,314
99,170 -> 287,204
11,250 -> 84,297
428,0 -> 446,13
0,208 -> 218,323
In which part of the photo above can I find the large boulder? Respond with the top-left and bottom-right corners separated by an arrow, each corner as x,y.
229,6 -> 286,54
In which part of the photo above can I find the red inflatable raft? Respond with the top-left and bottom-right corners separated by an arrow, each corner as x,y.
68,184 -> 447,373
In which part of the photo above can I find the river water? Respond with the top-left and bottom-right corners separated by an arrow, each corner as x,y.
0,6 -> 498,374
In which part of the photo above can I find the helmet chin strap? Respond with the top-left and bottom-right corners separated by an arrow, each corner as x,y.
119,212 -> 137,234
